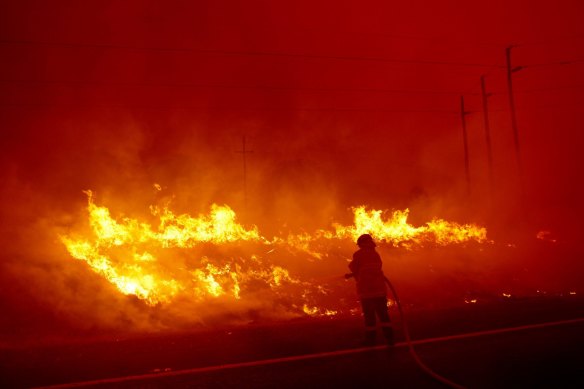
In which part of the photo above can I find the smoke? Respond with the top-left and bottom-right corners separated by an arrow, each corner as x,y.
1,0 -> 583,346
0,97 -> 582,345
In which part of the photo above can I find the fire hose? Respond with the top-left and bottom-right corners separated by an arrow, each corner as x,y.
347,273 -> 466,389
383,276 -> 466,389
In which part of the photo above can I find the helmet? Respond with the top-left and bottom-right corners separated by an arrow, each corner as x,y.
357,234 -> 376,248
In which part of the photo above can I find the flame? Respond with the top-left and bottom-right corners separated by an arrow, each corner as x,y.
61,191 -> 268,306
302,304 -> 338,317
333,206 -> 489,247
60,236 -> 182,305
302,304 -> 319,315
153,204 -> 262,246
60,190 -> 491,311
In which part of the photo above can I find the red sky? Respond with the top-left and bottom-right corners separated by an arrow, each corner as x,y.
0,0 -> 583,337
1,0 -> 582,223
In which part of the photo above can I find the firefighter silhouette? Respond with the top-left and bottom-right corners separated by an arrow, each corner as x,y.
346,234 -> 394,346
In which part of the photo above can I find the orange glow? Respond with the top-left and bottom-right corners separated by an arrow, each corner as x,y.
302,304 -> 338,317
333,206 -> 489,247
60,191 -> 491,309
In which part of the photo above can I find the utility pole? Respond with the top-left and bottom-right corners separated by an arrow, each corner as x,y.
506,46 -> 524,188
460,95 -> 471,196
236,135 -> 253,208
480,75 -> 494,193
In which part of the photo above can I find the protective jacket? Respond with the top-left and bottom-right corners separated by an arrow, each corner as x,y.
349,247 -> 387,298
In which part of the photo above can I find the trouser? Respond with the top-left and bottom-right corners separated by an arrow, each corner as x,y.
361,296 -> 393,345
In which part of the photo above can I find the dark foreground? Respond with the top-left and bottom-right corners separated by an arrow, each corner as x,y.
2,297 -> 584,388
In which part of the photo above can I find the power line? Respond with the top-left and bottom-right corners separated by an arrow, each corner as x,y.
522,59 -> 584,68
456,60 -> 504,99
296,28 -> 509,48
0,39 -> 505,68
463,85 -> 584,96
0,79 -> 481,96
466,102 -> 584,113
0,101 -> 459,114
459,56 -> 583,99
515,84 -> 584,93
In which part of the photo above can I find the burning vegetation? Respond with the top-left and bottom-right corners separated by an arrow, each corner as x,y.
59,188 -> 490,320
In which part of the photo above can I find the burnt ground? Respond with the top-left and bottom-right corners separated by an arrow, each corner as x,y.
1,296 -> 584,388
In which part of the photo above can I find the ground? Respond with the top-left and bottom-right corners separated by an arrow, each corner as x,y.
2,296 -> 583,388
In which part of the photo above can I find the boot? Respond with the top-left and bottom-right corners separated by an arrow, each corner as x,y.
382,326 -> 394,346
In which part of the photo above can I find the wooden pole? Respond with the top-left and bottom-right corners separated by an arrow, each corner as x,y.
506,47 -> 524,185
460,96 -> 471,195
481,75 -> 494,193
